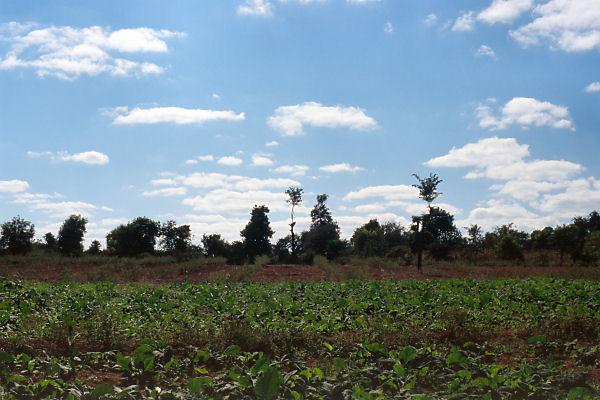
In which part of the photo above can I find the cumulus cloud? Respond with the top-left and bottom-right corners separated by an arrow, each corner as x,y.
110,106 -> 245,125
457,199 -> 557,232
344,185 -> 418,201
151,171 -> 299,192
476,97 -> 574,131
142,187 -> 187,197
510,0 -> 600,52
476,44 -> 497,58
183,189 -> 289,213
319,162 -> 364,173
452,11 -> 476,32
426,136 -> 582,183
0,179 -> 29,193
28,150 -> 109,165
0,22 -> 184,79
273,164 -> 310,176
237,0 -> 273,16
251,155 -> 275,167
268,101 -> 377,136
265,141 -> 280,147
217,156 -> 243,166
477,0 -> 534,24
585,82 -> 600,93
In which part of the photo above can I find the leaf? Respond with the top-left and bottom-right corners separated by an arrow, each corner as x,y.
0,351 -> 14,365
527,335 -> 547,345
323,342 -> 333,351
393,363 -> 406,377
90,384 -> 114,398
224,345 -> 241,357
332,357 -> 347,370
188,377 -> 212,395
397,346 -> 417,364
254,365 -> 283,400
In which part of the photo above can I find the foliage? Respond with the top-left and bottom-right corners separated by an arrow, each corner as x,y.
303,194 -> 345,259
285,187 -> 303,259
201,233 -> 229,258
0,216 -> 35,255
86,240 -> 102,255
57,214 -> 88,256
159,220 -> 192,255
106,217 -> 160,257
241,205 -> 274,262
0,279 -> 599,398
43,232 -> 56,251
496,234 -> 524,261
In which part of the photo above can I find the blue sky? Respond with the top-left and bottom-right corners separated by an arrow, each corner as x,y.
1,0 -> 599,244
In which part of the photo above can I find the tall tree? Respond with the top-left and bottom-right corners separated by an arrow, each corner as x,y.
411,173 -> 445,270
285,187 -> 303,259
303,194 -> 343,259
0,216 -> 35,255
57,214 -> 88,256
44,232 -> 57,251
202,234 -> 229,258
240,205 -> 274,262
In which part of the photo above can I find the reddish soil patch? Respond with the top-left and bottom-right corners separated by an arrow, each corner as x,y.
252,264 -> 325,282
2,260 -> 600,283
77,370 -> 123,386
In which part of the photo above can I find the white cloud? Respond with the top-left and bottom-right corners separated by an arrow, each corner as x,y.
217,156 -> 243,166
424,14 -> 438,26
426,137 -> 529,168
198,154 -> 215,161
452,11 -> 476,32
384,22 -> 394,34
0,179 -> 29,193
251,154 -> 275,167
476,97 -> 574,131
273,164 -> 310,176
478,0 -> 534,24
27,150 -> 109,165
185,159 -> 198,165
177,172 -> 299,191
476,44 -> 497,58
212,93 -> 221,100
142,187 -> 187,197
0,22 -> 184,79
457,199 -> 556,232
183,189 -> 289,213
110,106 -> 245,125
237,0 -> 273,16
510,0 -> 600,52
265,140 -> 280,147
585,82 -> 600,93
151,178 -> 179,186
344,185 -> 418,201
426,136 -> 582,183
268,101 -> 377,136
536,178 -> 600,217
319,162 -> 364,173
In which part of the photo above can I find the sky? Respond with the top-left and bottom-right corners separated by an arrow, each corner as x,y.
1,0 -> 600,245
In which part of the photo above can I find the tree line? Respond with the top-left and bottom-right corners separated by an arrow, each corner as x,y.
1,174 -> 600,266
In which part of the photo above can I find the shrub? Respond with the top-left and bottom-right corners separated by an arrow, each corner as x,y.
0,216 -> 35,255
496,235 -> 524,261
386,245 -> 413,266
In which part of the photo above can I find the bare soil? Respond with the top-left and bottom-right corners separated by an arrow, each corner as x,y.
1,260 -> 600,283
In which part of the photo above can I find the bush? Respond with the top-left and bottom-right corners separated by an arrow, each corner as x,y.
496,235 -> 524,261
386,245 -> 413,266
583,231 -> 600,264
0,216 -> 35,255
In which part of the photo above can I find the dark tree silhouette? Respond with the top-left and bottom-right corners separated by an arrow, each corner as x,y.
0,216 -> 35,255
240,205 -> 274,262
57,214 -> 88,256
285,187 -> 303,259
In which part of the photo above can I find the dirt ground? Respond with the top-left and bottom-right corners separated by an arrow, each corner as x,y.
1,260 -> 600,283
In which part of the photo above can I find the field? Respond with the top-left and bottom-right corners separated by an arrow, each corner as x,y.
1,276 -> 600,399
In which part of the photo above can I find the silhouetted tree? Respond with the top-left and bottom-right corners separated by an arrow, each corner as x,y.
494,224 -> 524,262
466,224 -> 484,262
160,220 -> 192,255
411,173 -> 445,270
0,216 -> 35,255
285,187 -> 303,259
240,205 -> 273,262
303,194 -> 344,259
44,232 -> 57,251
57,214 -> 87,256
352,219 -> 385,257
106,217 -> 160,257
202,234 -> 229,258
86,240 -> 102,255
553,224 -> 579,265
